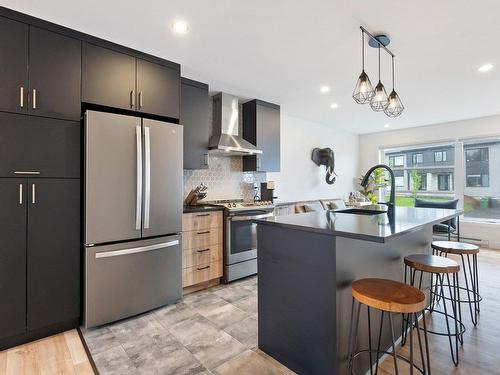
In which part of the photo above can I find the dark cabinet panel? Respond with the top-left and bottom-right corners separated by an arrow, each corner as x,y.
137,59 -> 180,119
0,113 -> 80,178
0,17 -> 28,114
0,178 -> 27,340
27,179 -> 80,331
243,100 -> 281,172
181,78 -> 209,169
82,43 -> 136,110
29,27 -> 81,121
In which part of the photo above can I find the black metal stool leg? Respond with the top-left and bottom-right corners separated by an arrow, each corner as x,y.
347,298 -> 361,373
367,307 -> 373,375
413,312 -> 427,375
389,313 -> 400,375
461,253 -> 478,325
375,311 -> 384,375
409,313 -> 414,375
438,273 -> 459,366
422,310 -> 431,375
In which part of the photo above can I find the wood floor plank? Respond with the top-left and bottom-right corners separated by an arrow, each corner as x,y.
0,329 -> 93,375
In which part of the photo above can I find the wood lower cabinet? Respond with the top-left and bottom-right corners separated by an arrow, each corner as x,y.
182,211 -> 223,289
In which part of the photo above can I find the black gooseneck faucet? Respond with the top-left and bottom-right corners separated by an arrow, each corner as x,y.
360,164 -> 395,208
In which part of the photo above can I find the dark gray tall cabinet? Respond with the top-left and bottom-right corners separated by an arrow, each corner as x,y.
242,100 -> 281,172
181,78 -> 210,169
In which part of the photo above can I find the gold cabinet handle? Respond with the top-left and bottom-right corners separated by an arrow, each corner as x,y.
32,89 -> 37,109
20,87 -> 24,108
31,183 -> 36,204
130,90 -> 135,108
19,184 -> 23,205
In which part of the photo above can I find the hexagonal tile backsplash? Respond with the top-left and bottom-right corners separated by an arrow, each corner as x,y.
183,156 -> 267,202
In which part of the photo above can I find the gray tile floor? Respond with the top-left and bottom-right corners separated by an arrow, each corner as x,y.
82,276 -> 294,375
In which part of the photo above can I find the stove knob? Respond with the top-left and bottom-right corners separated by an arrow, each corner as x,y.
232,203 -> 237,208
227,203 -> 231,208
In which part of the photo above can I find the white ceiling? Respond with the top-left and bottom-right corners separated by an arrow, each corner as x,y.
6,0 -> 500,133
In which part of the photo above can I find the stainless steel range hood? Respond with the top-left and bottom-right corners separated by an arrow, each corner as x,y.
208,93 -> 262,155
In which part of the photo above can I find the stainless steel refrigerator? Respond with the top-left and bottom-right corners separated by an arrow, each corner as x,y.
84,110 -> 183,328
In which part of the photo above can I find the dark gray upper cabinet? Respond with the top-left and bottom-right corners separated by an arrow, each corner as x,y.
0,18 -> 81,121
0,112 -> 80,178
82,43 -> 137,111
0,17 -> 28,115
83,43 -> 181,119
181,78 -> 209,169
0,178 -> 27,340
27,178 -> 80,331
242,100 -> 281,172
29,27 -> 81,121
137,59 -> 180,118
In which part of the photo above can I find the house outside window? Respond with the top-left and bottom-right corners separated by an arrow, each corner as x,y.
438,174 -> 451,191
466,174 -> 489,187
434,151 -> 447,162
466,148 -> 488,162
412,153 -> 423,164
389,155 -> 405,167
419,173 -> 427,190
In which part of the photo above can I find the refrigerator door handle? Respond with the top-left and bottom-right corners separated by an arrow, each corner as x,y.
136,125 -> 143,230
95,240 -> 179,259
144,126 -> 151,229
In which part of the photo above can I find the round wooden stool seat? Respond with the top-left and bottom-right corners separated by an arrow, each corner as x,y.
404,254 -> 460,274
352,278 -> 426,314
432,241 -> 479,255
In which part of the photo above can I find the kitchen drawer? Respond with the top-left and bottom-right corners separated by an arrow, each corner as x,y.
182,211 -> 222,232
182,261 -> 222,288
183,243 -> 222,269
182,226 -> 223,250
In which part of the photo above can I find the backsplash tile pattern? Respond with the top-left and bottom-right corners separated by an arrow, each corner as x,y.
183,156 -> 266,201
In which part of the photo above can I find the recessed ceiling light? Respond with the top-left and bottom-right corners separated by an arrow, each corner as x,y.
320,86 -> 330,94
478,63 -> 494,72
330,103 -> 338,109
172,19 -> 189,34
384,124 -> 390,128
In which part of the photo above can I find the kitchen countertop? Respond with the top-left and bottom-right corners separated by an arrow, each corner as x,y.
183,205 -> 224,214
255,205 -> 462,243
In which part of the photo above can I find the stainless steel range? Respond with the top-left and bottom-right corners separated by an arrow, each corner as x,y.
208,199 -> 274,282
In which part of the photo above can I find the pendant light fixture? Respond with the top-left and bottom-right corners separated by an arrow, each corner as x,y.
352,29 -> 374,104
384,55 -> 404,117
370,44 -> 389,112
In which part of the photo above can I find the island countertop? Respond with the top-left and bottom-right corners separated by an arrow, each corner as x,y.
255,205 -> 462,243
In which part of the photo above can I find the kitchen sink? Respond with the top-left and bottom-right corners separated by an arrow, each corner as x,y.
335,208 -> 385,216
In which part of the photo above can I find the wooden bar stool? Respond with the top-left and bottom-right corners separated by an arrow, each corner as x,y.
403,254 -> 464,366
347,278 -> 430,375
432,241 -> 481,325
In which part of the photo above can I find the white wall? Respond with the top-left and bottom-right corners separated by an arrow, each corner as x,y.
268,114 -> 359,203
359,114 -> 500,248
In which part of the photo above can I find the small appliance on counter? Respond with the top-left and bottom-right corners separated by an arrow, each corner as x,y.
260,181 -> 277,203
185,183 -> 208,206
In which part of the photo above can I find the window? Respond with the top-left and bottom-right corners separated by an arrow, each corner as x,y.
466,148 -> 488,162
382,143 -> 455,206
412,153 -> 423,164
389,155 -> 405,167
463,138 -> 499,222
395,176 -> 405,187
438,174 -> 450,191
419,174 -> 427,190
434,151 -> 447,162
466,174 -> 489,187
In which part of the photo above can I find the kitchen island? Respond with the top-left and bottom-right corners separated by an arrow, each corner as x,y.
255,205 -> 461,375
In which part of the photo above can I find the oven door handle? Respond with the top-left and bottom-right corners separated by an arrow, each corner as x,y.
231,212 -> 274,221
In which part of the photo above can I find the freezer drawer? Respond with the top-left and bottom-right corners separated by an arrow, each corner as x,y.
84,235 -> 181,328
